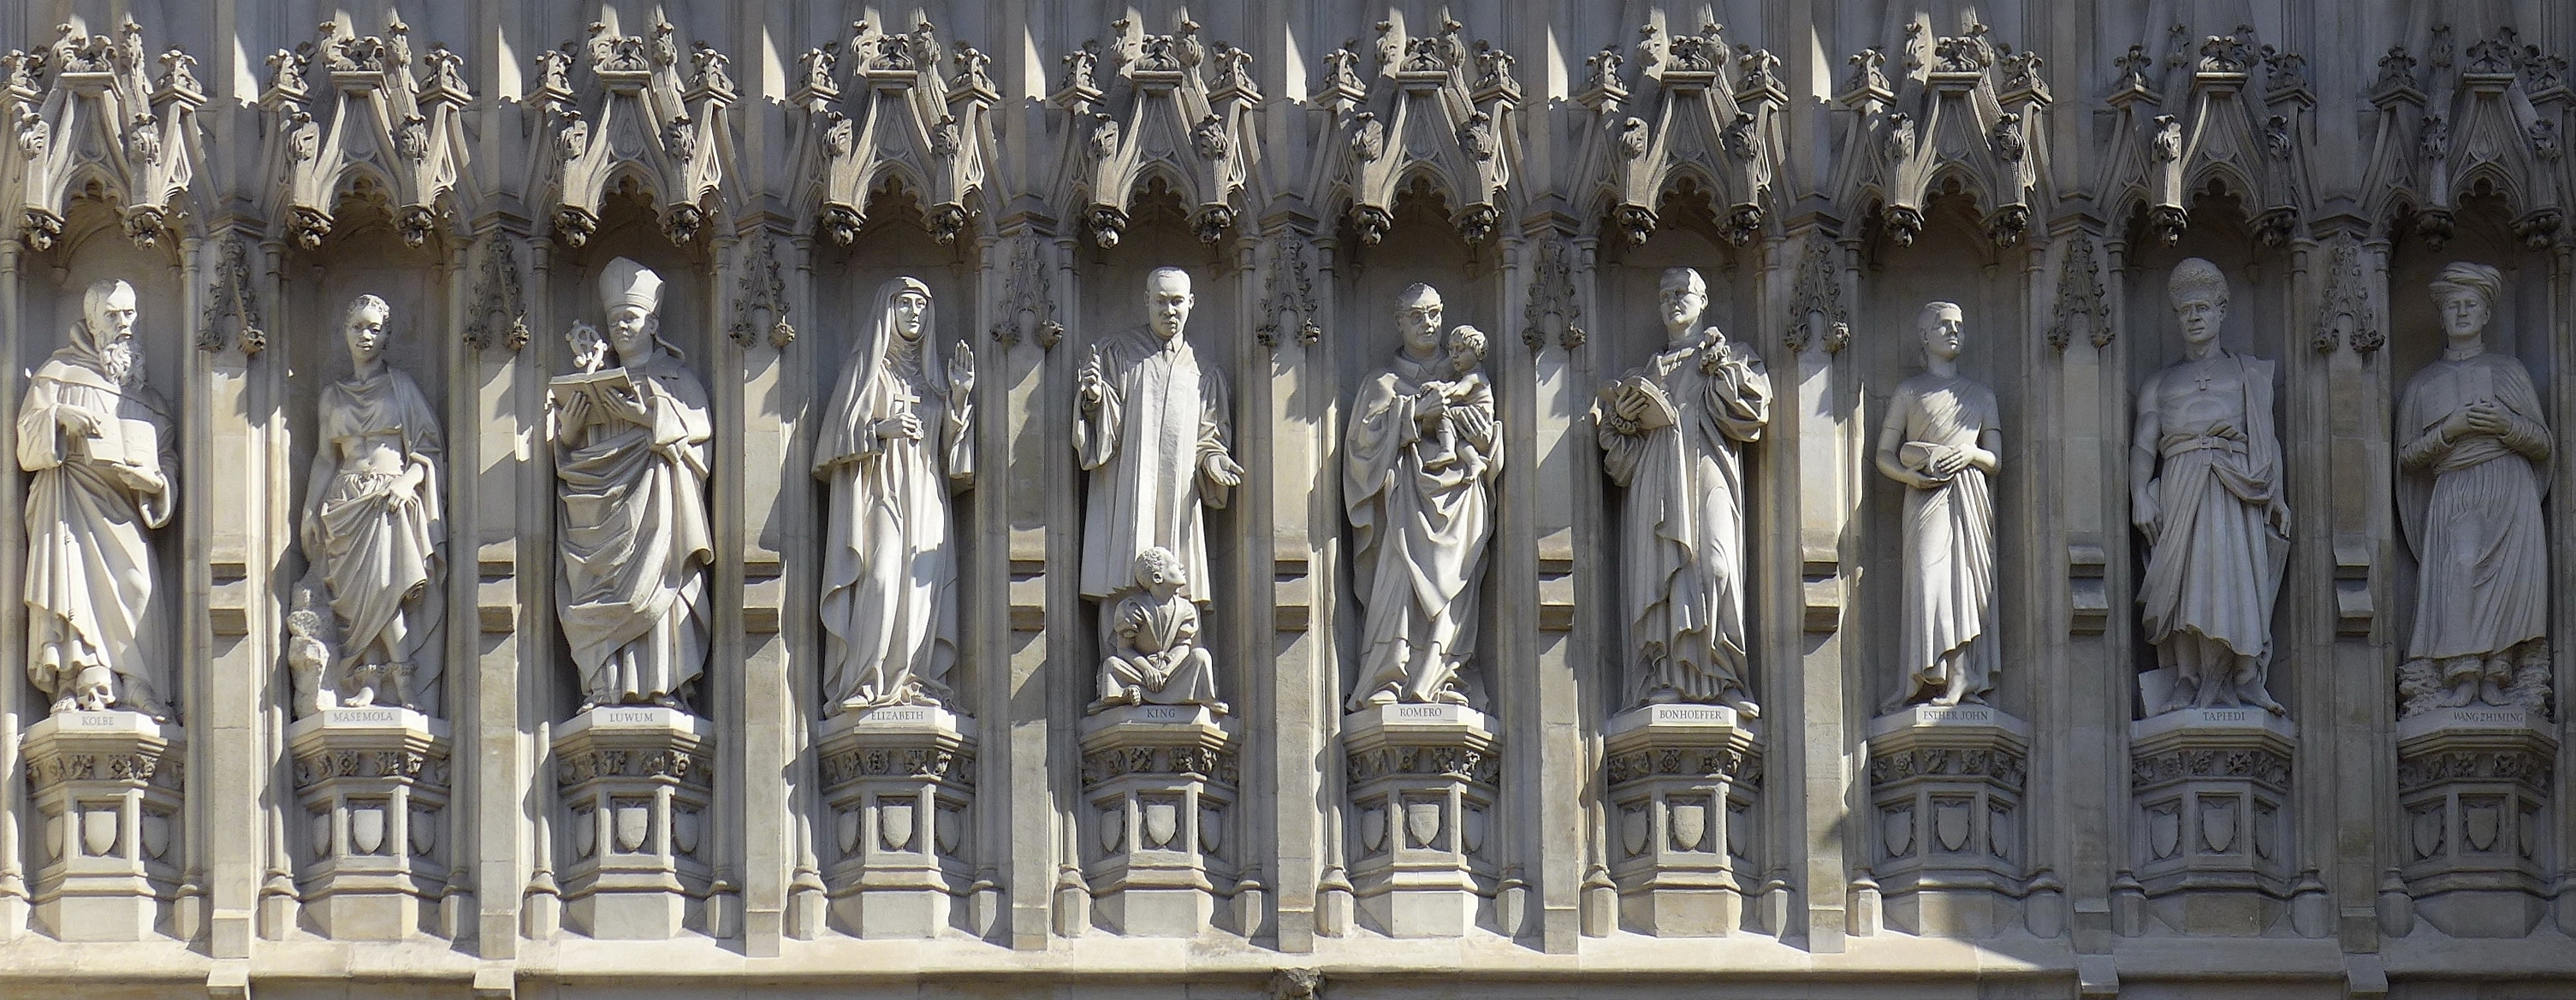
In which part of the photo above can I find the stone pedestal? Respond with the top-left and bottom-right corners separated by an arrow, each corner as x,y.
21,711 -> 185,942
1344,703 -> 1500,938
815,704 -> 977,938
2128,708 -> 2295,934
2395,706 -> 2555,937
286,707 -> 452,939
1077,704 -> 1238,936
1603,704 -> 1760,937
552,707 -> 713,939
1864,704 -> 2029,937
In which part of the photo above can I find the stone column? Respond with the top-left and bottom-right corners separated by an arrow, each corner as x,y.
201,233 -> 266,956
1253,229 -> 1331,951
463,229 -> 537,955
0,240 -> 26,940
1775,226 -> 1855,950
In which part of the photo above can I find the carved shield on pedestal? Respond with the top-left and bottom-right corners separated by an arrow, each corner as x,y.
1359,806 -> 1388,854
1097,806 -> 1124,854
672,806 -> 703,855
311,811 -> 333,860
2521,808 -> 2538,859
1404,800 -> 1444,849
411,808 -> 438,856
1463,804 -> 1487,855
81,807 -> 117,857
880,800 -> 917,851
2412,807 -> 2444,860
836,806 -> 862,855
1200,805 -> 1225,855
574,806 -> 598,860
351,805 -> 387,855
1882,804 -> 1915,859
936,806 -> 962,856
613,803 -> 651,853
139,810 -> 169,861
1669,802 -> 1708,853
1933,801 -> 1971,852
2199,799 -> 2239,854
1621,805 -> 1651,858
2464,802 -> 2502,853
45,812 -> 62,861
1142,801 -> 1179,849
2147,804 -> 2180,861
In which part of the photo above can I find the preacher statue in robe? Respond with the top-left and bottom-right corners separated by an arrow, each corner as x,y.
2133,257 -> 2289,716
2396,262 -> 2552,716
1075,266 -> 1243,713
555,257 -> 715,713
1344,284 -> 1500,710
1874,302 -> 2002,708
814,277 -> 976,716
1596,267 -> 1770,717
20,279 -> 178,719
292,293 -> 446,716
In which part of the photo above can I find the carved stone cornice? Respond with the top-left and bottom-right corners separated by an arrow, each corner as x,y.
26,745 -> 184,791
1309,15 -> 1518,245
2397,746 -> 2555,794
1835,20 -> 2051,249
819,744 -> 976,790
2130,745 -> 2291,794
1579,21 -> 1784,246
2363,26 -> 2568,247
1867,744 -> 2027,793
1346,742 -> 1499,788
1521,238 -> 1582,350
2097,24 -> 2312,246
1052,15 -> 1256,246
292,747 -> 450,791
258,17 -> 470,250
1606,745 -> 1761,787
798,19 -> 994,246
555,747 -> 714,789
3,18 -> 205,250
1081,743 -> 1240,789
531,15 -> 736,246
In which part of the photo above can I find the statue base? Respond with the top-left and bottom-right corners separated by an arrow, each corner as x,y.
553,706 -> 713,939
2395,706 -> 2555,938
1604,703 -> 1760,937
2128,708 -> 2296,935
286,707 -> 452,940
816,704 -> 977,938
22,711 -> 185,942
1344,702 -> 1500,938
1077,704 -> 1237,937
1864,703 -> 2030,938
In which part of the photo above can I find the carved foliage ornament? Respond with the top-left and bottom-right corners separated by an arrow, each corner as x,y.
1785,240 -> 1849,353
1257,240 -> 1320,348
991,237 -> 1060,349
727,237 -> 793,348
1521,239 -> 1582,350
533,16 -> 735,246
1055,15 -> 1255,247
464,237 -> 528,352
260,17 -> 470,251
2312,240 -> 2379,353
806,19 -> 994,246
198,234 -> 265,354
2395,26 -> 2569,250
2046,234 -> 2111,351
8,19 -> 205,250
2114,24 -> 2312,248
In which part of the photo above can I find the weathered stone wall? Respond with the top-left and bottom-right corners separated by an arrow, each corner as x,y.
0,1 -> 2569,997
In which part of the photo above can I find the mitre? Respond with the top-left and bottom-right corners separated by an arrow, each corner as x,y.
600,257 -> 663,314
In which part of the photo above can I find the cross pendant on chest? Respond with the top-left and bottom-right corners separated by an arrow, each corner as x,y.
2192,365 -> 2214,392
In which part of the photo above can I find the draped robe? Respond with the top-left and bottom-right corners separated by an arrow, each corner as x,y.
1075,327 -> 1233,603
2396,351 -> 2550,666
1887,374 -> 2000,701
20,352 -> 177,717
1598,333 -> 1771,707
305,368 -> 446,709
555,351 -> 714,707
2136,351 -> 2287,666
815,281 -> 974,713
1344,351 -> 1500,708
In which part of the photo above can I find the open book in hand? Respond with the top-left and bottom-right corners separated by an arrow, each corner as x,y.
76,412 -> 163,473
1594,376 -> 1680,431
549,366 -> 637,423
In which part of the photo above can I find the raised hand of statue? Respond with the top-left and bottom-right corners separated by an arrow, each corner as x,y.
1079,345 -> 1107,411
948,339 -> 975,397
1699,334 -> 1734,375
875,412 -> 923,441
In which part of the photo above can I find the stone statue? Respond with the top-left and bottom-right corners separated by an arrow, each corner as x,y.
2396,262 -> 2552,716
294,293 -> 446,716
2133,257 -> 2289,716
1344,284 -> 1500,710
1090,546 -> 1223,713
1596,266 -> 1771,717
1874,302 -> 2001,708
20,279 -> 178,719
554,257 -> 714,713
814,277 -> 976,715
1075,266 -> 1243,707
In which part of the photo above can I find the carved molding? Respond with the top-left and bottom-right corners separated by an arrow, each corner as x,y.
2365,26 -> 2567,247
1081,743 -> 1241,788
1837,20 -> 2051,249
1606,746 -> 1762,787
1312,15 -> 1519,245
2099,24 -> 2313,246
1347,743 -> 1500,787
727,235 -> 792,348
991,236 -> 1060,348
2396,746 -> 2555,794
26,747 -> 184,790
799,19 -> 994,246
531,15 -> 736,246
555,747 -> 714,788
292,748 -> 450,791
1785,239 -> 1848,353
1521,239 -> 1582,350
1582,21 -> 1783,246
1867,745 -> 2028,793
2130,746 -> 2292,793
197,234 -> 264,354
2312,238 -> 2380,353
4,18 -> 205,250
819,745 -> 976,790
1053,15 -> 1256,246
258,16 -> 470,250
2046,234 -> 2110,351
463,236 -> 527,352
1257,239 -> 1319,348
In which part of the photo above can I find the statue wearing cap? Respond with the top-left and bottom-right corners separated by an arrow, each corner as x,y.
2396,262 -> 2553,715
2132,257 -> 2290,716
554,257 -> 715,712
